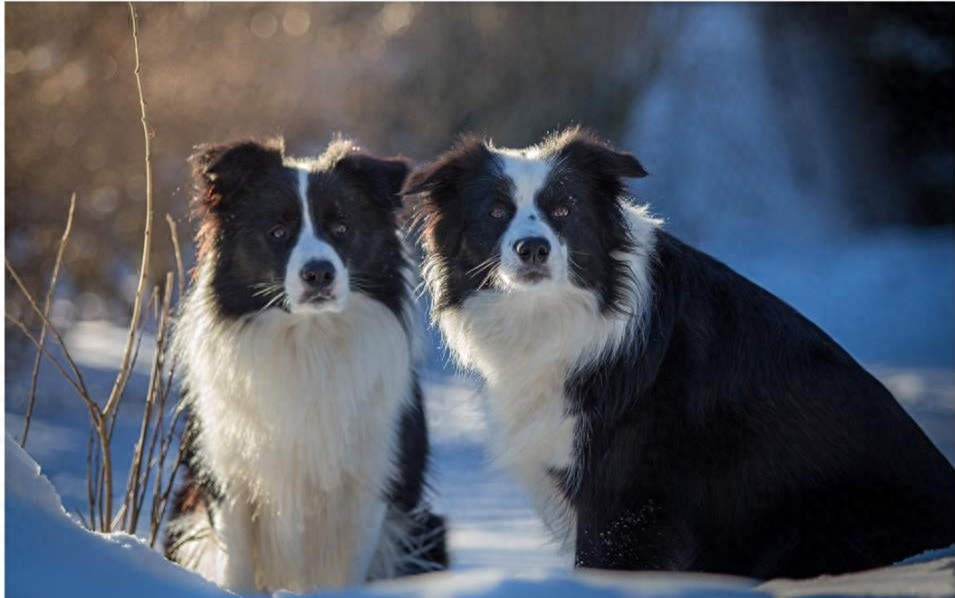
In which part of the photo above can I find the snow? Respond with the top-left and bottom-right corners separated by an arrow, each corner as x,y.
5,5 -> 953,595
7,433 -> 765,598
760,554 -> 955,598
7,431 -> 953,597
624,4 -> 954,370
5,436 -> 228,598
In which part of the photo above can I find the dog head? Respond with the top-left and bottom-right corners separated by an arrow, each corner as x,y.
191,137 -> 409,318
405,127 -> 649,313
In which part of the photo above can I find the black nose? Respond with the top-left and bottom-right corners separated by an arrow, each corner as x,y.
299,260 -> 335,289
513,237 -> 551,265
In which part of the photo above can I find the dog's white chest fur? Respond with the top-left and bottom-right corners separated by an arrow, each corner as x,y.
439,286 -> 630,551
434,205 -> 656,554
177,282 -> 411,591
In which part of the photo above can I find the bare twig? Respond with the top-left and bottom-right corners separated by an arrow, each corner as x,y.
166,214 -> 186,303
5,261 -> 91,402
4,313 -> 86,403
149,417 -> 187,547
88,4 -> 156,527
126,273 -> 174,534
104,2 -> 155,422
73,508 -> 90,530
86,429 -> 97,530
22,193 -> 77,448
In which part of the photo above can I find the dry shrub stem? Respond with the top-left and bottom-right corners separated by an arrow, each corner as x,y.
21,193 -> 77,448
6,3 -> 187,541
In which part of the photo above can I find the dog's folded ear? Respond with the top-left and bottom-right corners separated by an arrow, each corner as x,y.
401,136 -> 491,199
554,130 -> 648,179
335,153 -> 411,210
190,139 -> 285,212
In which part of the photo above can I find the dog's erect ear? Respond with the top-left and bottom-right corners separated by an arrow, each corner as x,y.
190,140 -> 284,212
401,136 -> 491,199
553,129 -> 648,179
336,152 -> 411,210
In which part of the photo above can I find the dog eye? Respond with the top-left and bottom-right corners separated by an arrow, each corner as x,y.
551,205 -> 570,219
331,222 -> 349,237
268,225 -> 289,240
489,205 -> 507,219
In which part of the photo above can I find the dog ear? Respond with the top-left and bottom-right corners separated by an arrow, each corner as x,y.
553,129 -> 648,179
401,160 -> 447,198
190,139 -> 285,213
335,152 -> 411,210
401,136 -> 491,199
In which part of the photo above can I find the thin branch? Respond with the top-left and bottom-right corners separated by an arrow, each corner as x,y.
86,428 -> 97,531
166,214 -> 186,303
149,417 -> 187,548
22,193 -> 77,448
73,508 -> 90,530
5,261 -> 91,401
4,313 -> 98,424
104,1 -> 155,421
91,4 -> 156,528
128,274 -> 174,534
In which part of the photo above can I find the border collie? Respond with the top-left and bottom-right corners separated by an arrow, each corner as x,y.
404,127 -> 954,579
165,138 -> 447,592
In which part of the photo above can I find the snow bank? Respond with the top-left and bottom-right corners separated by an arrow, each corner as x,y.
6,435 -> 229,598
7,433 -> 954,598
5,433 -> 759,598
760,554 -> 955,597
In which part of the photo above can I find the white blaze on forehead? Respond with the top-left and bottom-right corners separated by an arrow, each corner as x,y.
493,151 -> 569,285
298,168 -> 315,236
496,152 -> 553,209
284,166 -> 349,311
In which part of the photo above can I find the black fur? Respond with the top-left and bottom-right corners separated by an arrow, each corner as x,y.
567,230 -> 954,577
405,129 -> 646,312
165,137 -> 447,579
409,127 -> 954,579
189,139 -> 410,321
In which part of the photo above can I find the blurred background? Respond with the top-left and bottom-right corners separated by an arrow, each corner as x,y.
5,2 -> 954,567
6,3 -> 953,368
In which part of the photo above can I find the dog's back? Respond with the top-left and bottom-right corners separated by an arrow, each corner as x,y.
570,231 -> 954,577
408,127 -> 953,579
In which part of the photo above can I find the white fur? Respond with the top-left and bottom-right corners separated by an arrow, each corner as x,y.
174,257 -> 415,592
431,197 -> 660,552
284,167 -> 350,313
496,152 -> 552,210
164,509 -> 222,581
497,205 -> 569,290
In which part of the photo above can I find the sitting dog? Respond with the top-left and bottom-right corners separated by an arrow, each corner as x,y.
165,138 -> 447,592
403,126 -> 954,579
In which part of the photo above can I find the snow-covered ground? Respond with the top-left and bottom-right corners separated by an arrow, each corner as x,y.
6,5 -> 953,593
6,226 -> 954,596
7,329 -> 954,574
8,428 -> 954,598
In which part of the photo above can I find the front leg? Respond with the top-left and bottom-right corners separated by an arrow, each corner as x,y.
352,497 -> 387,582
216,496 -> 257,591
574,501 -> 693,572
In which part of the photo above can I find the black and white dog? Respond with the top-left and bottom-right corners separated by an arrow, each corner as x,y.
404,127 -> 954,579
165,138 -> 447,592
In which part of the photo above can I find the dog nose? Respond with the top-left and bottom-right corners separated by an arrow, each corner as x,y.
513,237 -> 551,265
299,260 -> 335,289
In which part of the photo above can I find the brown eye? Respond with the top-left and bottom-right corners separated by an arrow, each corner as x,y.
331,222 -> 349,237
268,225 -> 289,240
489,205 -> 507,219
551,205 -> 570,218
